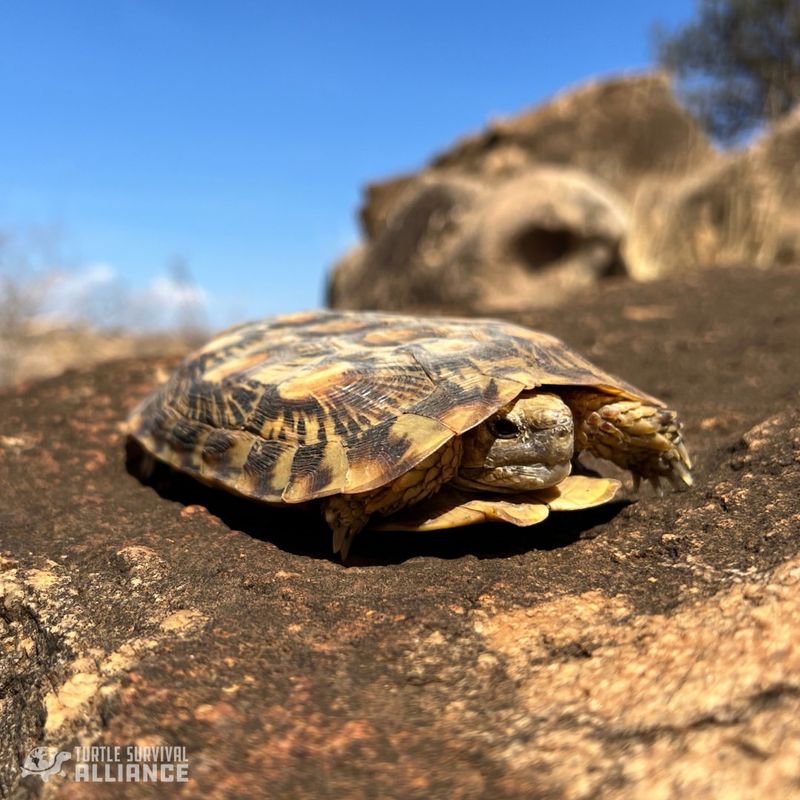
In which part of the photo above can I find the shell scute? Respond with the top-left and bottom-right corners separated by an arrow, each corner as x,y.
340,413 -> 453,494
283,440 -> 348,502
238,438 -> 296,499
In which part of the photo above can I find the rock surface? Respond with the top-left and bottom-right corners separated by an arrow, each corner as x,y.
2,265 -> 800,798
358,73 -> 714,240
328,168 -> 629,314
330,74 -> 800,315
328,73 -> 720,315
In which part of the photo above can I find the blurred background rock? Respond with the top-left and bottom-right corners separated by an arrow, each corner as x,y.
329,0 -> 800,313
329,70 -> 800,314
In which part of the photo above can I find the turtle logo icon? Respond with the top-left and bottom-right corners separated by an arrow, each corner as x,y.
21,747 -> 71,782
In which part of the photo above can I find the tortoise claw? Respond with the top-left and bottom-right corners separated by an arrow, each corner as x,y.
677,440 -> 693,471
671,457 -> 693,487
332,529 -> 355,560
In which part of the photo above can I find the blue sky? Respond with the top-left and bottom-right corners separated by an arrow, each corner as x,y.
1,0 -> 696,328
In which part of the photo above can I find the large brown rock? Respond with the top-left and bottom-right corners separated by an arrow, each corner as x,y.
328,168 -> 629,314
332,73 -> 718,315
335,74 -> 800,317
328,173 -> 485,312
3,264 -> 800,798
359,73 -> 715,240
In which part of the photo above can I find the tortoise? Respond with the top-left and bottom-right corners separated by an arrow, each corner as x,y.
127,310 -> 692,558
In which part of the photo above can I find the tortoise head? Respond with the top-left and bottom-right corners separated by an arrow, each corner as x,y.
456,392 -> 574,492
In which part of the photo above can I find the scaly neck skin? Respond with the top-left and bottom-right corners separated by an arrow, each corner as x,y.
456,391 -> 575,493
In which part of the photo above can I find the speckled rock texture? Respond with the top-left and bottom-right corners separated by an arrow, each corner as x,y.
2,265 -> 800,798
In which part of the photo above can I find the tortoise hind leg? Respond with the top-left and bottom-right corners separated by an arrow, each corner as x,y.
322,438 -> 463,559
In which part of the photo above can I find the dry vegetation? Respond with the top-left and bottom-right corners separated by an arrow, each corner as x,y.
0,319 -> 196,387
0,232 -> 206,387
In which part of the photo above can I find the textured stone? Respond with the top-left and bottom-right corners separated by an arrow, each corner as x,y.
332,74 -> 800,316
330,73 -> 718,315
328,168 -> 629,314
358,73 -> 713,240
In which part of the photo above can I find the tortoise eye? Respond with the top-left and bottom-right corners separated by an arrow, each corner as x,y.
490,417 -> 520,439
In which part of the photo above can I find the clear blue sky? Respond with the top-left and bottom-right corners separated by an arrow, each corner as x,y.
1,0 -> 695,328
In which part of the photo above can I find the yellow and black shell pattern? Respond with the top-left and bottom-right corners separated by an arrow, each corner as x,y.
127,310 -> 656,505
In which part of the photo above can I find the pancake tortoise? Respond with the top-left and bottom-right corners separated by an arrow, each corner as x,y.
128,310 -> 692,558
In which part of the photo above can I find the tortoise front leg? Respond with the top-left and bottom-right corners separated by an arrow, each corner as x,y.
322,438 -> 463,558
564,392 -> 693,491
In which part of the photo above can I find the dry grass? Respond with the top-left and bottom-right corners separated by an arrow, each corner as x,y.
0,318 -> 198,387
0,232 -> 209,387
625,106 -> 800,279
